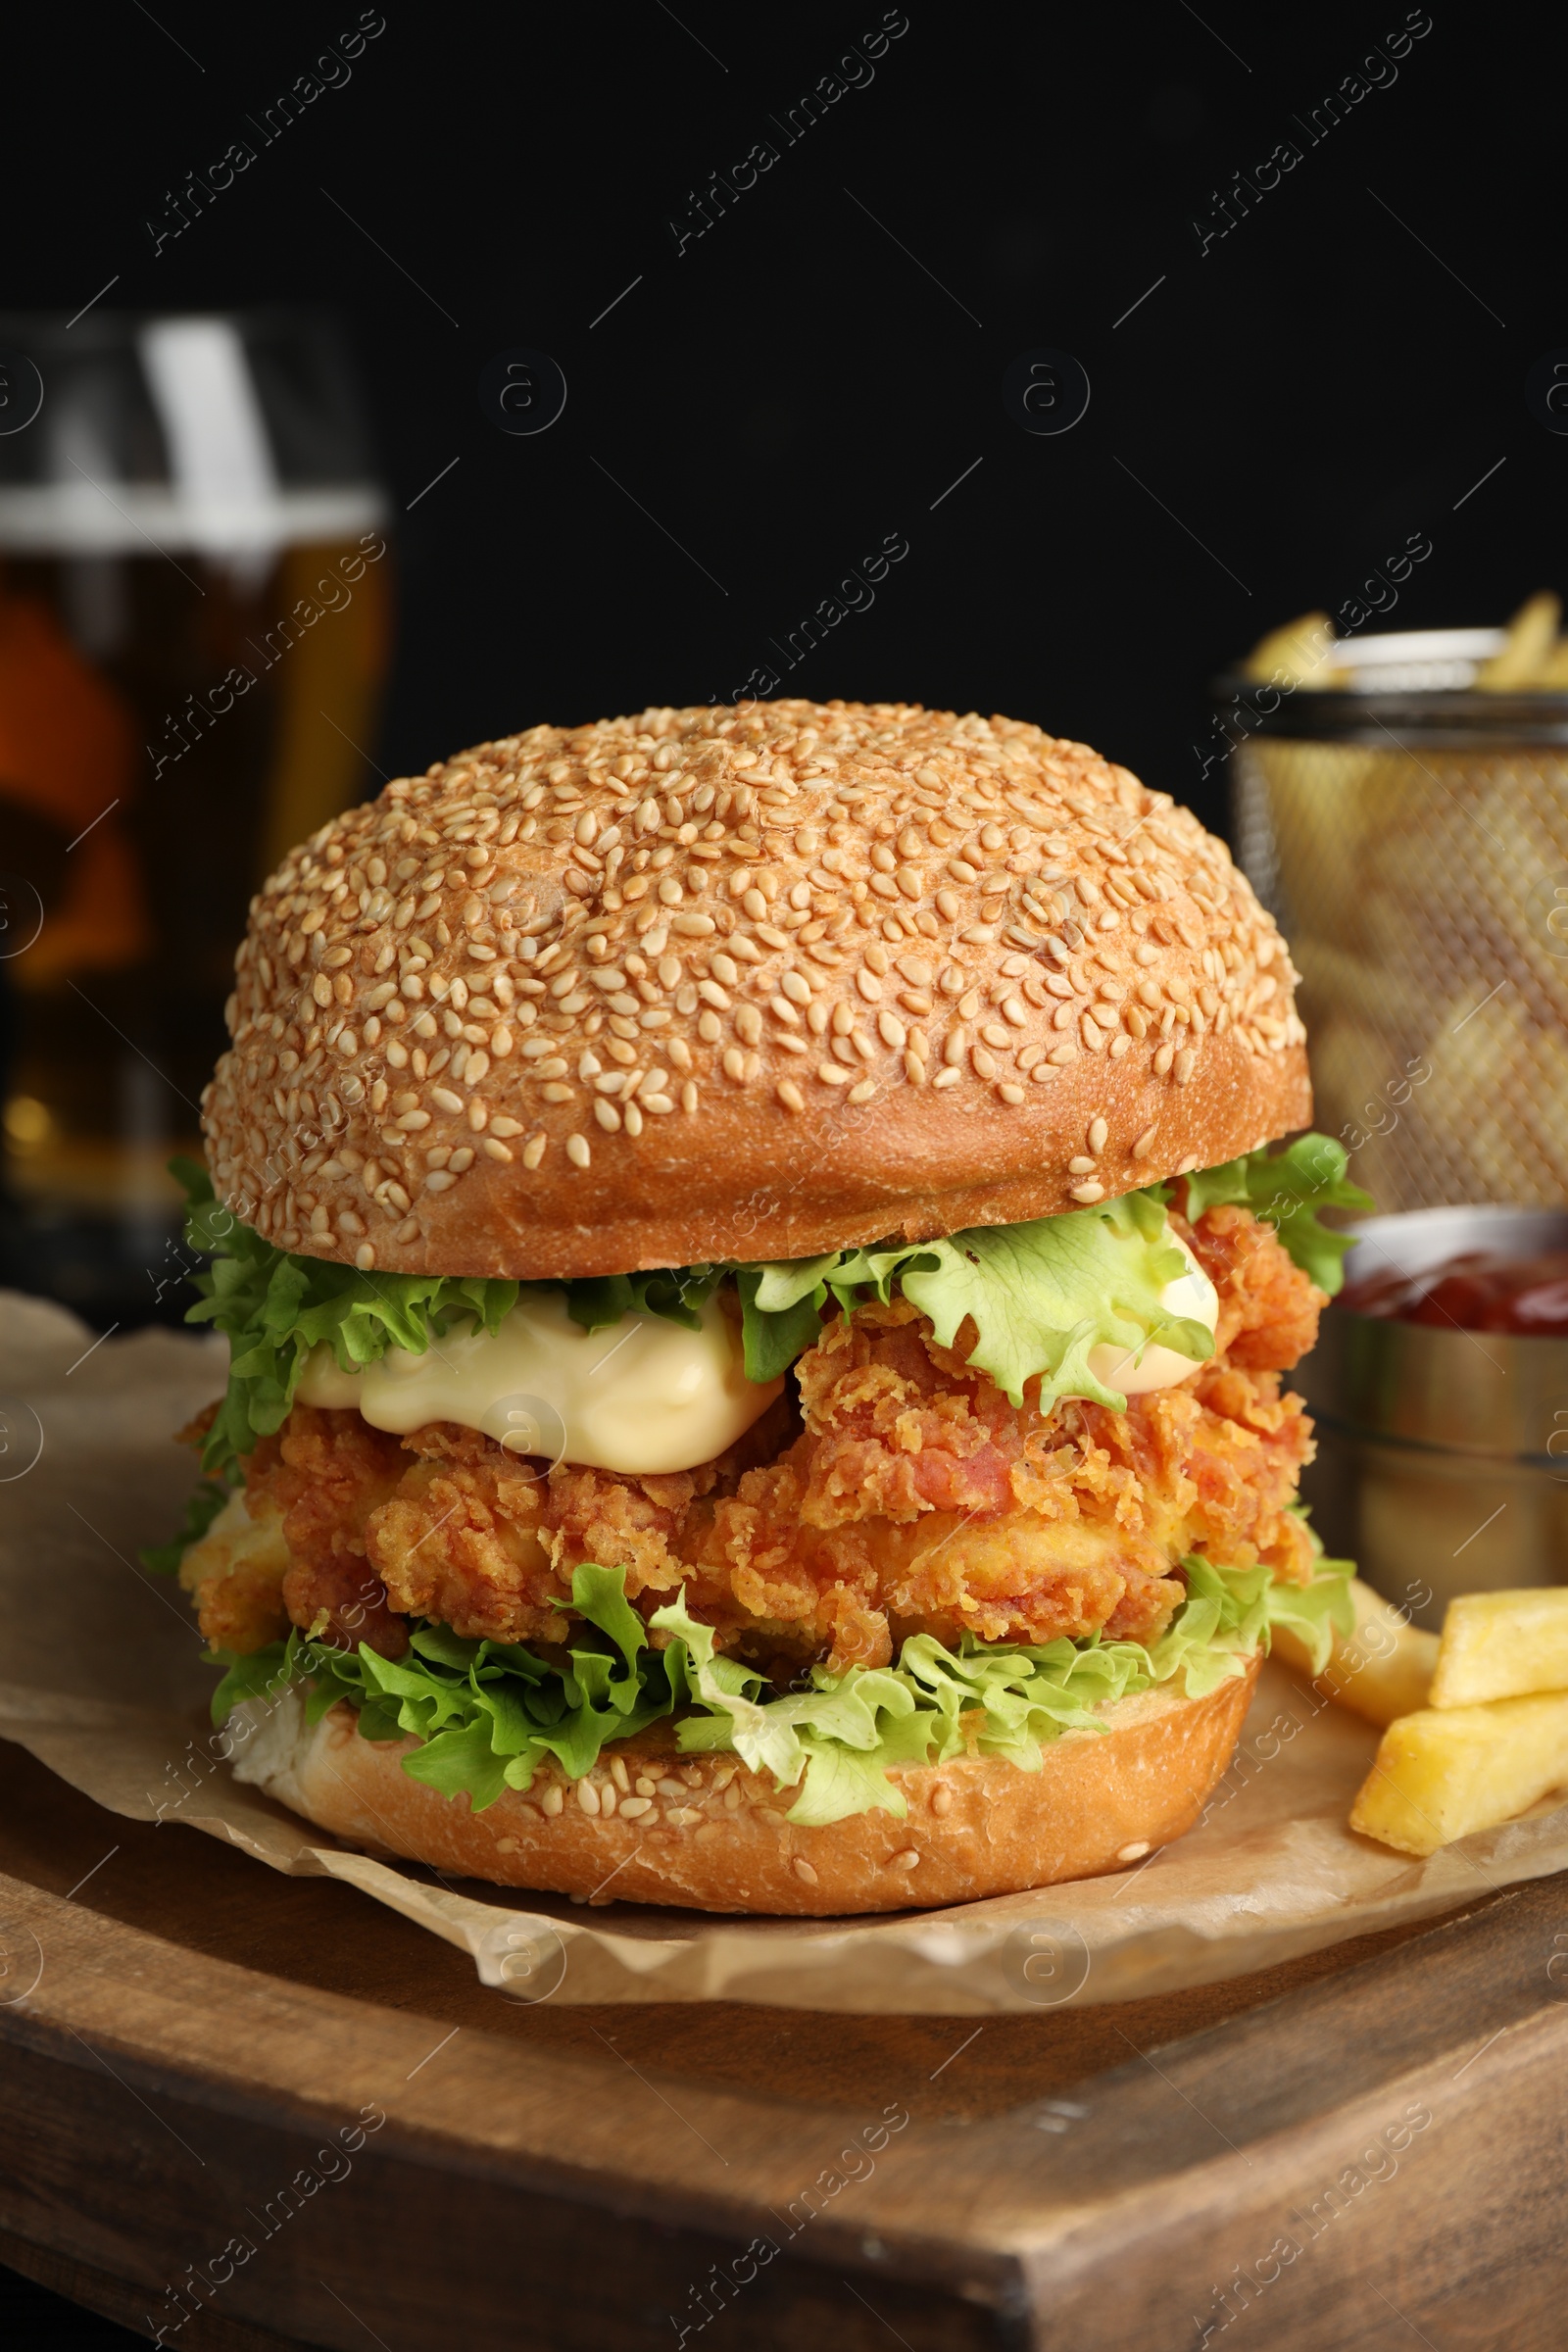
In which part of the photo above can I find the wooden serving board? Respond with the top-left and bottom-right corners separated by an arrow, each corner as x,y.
2,1733 -> 1566,2352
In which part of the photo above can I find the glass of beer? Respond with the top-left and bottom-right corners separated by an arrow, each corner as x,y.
0,308 -> 390,1324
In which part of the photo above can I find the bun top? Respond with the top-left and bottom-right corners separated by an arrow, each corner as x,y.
202,701 -> 1310,1277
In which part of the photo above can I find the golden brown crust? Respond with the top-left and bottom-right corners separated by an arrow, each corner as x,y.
178,1493 -> 291,1653
231,1658 -> 1260,1915
201,703 -> 1310,1276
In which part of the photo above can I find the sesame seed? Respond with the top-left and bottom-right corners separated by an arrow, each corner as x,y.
209,709 -> 1299,1234
1069,1180 -> 1105,1201
1067,1154 -> 1097,1174
483,1138 -> 514,1161
566,1133 -> 591,1167
777,1078 -> 806,1112
889,1848 -> 919,1871
522,1133 -> 548,1167
930,1786 -> 954,1817
431,1087 -> 464,1113
792,1857 -> 819,1886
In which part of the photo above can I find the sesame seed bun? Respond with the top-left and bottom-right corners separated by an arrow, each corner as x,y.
229,1659 -> 1259,1916
202,702 -> 1309,1276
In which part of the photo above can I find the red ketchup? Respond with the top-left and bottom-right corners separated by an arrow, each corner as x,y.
1340,1250 -> 1568,1336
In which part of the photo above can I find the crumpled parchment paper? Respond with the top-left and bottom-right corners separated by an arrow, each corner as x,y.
3,1289 -> 1563,2012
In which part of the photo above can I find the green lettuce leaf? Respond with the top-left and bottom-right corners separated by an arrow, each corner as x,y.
174,1160 -> 721,1480
659,1590 -> 1161,1826
734,1268 -> 831,1384
172,1128 -> 1361,1509
211,1552 -> 1354,1829
1180,1134 -> 1373,1295
1267,1504 -> 1357,1674
180,1162 -> 520,1478
211,1560 -> 697,1811
746,1190 -> 1213,1409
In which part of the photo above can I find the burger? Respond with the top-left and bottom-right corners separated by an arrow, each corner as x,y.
158,700 -> 1365,1915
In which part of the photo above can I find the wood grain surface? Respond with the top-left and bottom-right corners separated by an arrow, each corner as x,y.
2,1734 -> 1566,2351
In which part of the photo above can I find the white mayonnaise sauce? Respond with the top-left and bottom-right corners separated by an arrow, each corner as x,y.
1082,1235 -> 1218,1397
296,1288 -> 781,1476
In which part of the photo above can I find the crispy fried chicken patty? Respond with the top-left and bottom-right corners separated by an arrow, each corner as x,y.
182,1202 -> 1323,1674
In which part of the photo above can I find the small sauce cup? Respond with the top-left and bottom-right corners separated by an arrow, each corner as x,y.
1297,1206 -> 1568,1628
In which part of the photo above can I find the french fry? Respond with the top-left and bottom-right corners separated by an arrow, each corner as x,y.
1242,611 -> 1349,689
1271,1575 -> 1439,1728
1429,1589 -> 1568,1709
1476,590 -> 1561,688
1350,1692 -> 1568,1856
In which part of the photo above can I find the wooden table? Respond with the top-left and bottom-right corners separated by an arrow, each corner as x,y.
2,1734 -> 1566,2352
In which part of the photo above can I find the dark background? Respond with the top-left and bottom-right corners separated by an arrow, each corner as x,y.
9,0 -> 1562,850
3,3 -> 1565,2340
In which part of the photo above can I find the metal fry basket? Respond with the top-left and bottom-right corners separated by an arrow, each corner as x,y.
1220,629 -> 1568,1210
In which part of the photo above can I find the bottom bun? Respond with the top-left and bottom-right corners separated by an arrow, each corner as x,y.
230,1656 -> 1258,1916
